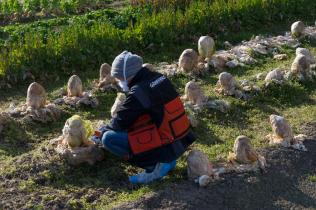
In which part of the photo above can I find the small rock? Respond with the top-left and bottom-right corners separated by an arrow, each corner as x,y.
265,68 -> 285,83
159,62 -> 169,66
56,145 -> 105,166
239,56 -> 257,65
54,98 -> 65,105
273,54 -> 288,60
256,73 -> 265,80
206,100 -> 230,113
188,114 -> 198,128
224,41 -> 233,49
197,175 -> 211,187
253,44 -> 268,55
291,142 -> 307,151
267,114 -> 293,146
226,59 -> 239,68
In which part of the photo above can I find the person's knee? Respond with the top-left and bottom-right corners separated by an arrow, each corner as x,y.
102,130 -> 116,149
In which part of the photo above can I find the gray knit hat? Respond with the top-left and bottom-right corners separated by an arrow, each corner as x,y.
111,51 -> 143,80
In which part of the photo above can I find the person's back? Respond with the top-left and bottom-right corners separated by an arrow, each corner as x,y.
95,51 -> 195,184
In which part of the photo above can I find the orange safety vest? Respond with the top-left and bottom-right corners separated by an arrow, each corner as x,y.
128,97 -> 190,155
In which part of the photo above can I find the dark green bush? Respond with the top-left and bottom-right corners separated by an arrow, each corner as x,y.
0,0 -> 115,25
0,0 -> 316,86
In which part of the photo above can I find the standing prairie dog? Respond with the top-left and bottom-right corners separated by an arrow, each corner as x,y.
26,82 -> 47,109
67,75 -> 83,97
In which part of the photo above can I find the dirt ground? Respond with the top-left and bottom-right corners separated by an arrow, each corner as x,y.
115,122 -> 316,210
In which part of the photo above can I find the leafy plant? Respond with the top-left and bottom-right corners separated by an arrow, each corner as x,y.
0,0 -> 116,25
0,0 -> 316,86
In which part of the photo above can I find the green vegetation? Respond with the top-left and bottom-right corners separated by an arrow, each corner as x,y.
1,0 -> 316,87
308,175 -> 316,182
0,39 -> 315,208
0,0 -> 115,25
0,0 -> 316,208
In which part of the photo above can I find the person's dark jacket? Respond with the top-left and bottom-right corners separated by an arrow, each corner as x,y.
106,67 -> 195,168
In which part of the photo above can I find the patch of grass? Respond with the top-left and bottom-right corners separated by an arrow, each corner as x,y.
0,0 -> 117,25
1,0 -> 316,87
308,175 -> 316,182
0,26 -> 316,209
18,178 -> 37,192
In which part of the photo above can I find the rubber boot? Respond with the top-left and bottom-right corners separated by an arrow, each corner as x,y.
129,160 -> 176,184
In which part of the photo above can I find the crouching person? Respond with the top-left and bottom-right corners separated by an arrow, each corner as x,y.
95,51 -> 195,184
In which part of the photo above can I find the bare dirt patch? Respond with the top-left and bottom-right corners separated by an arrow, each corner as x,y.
114,122 -> 316,210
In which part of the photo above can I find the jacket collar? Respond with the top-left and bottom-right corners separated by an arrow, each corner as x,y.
128,67 -> 149,88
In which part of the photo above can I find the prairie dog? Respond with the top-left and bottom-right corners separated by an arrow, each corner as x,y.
67,75 -> 83,97
26,82 -> 47,109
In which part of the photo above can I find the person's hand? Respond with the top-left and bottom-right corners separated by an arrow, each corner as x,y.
91,134 -> 101,144
90,126 -> 108,145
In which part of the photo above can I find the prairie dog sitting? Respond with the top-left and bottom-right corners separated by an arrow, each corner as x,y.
187,150 -> 213,181
296,48 -> 315,64
198,36 -> 215,60
232,135 -> 259,164
227,135 -> 267,172
98,63 -> 115,88
291,21 -> 305,38
62,115 -> 95,148
291,54 -> 310,74
67,75 -> 83,97
178,49 -> 199,74
26,82 -> 47,110
182,81 -> 207,107
215,72 -> 242,98
269,114 -> 294,145
111,93 -> 126,117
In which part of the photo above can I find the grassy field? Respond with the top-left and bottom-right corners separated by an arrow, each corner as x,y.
1,0 -> 316,85
0,0 -> 124,25
0,25 -> 316,208
0,0 -> 316,209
